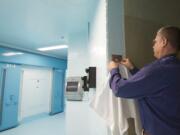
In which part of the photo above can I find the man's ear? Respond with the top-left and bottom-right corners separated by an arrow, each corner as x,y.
161,37 -> 168,47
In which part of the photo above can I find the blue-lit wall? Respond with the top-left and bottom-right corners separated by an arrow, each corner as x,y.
0,47 -> 67,69
0,46 -> 67,131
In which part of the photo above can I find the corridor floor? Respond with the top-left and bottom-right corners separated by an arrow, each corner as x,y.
0,113 -> 65,135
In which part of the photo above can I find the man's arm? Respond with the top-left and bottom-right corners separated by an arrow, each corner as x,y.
129,67 -> 139,75
120,58 -> 139,75
109,64 -> 167,99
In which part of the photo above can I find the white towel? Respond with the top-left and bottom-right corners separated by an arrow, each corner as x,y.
90,65 -> 142,135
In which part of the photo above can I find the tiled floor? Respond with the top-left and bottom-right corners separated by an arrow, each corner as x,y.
0,113 -> 65,135
0,99 -> 108,135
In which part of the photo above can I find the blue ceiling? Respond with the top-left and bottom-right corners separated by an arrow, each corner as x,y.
0,0 -> 98,59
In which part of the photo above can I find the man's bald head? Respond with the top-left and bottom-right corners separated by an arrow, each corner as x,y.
158,26 -> 180,52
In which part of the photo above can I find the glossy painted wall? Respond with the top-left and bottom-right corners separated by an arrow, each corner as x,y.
66,0 -> 108,135
0,46 -> 67,131
0,47 -> 67,69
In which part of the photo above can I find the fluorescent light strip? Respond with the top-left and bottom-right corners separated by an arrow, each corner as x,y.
2,52 -> 24,56
37,45 -> 68,51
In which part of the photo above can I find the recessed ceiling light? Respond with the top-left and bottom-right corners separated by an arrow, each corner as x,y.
2,52 -> 24,56
37,45 -> 68,51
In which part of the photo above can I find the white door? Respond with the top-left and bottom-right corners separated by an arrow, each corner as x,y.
19,67 -> 52,120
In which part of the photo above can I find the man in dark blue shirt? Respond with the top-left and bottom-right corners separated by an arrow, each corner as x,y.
109,26 -> 180,135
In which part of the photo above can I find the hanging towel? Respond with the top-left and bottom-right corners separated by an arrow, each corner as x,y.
90,65 -> 142,135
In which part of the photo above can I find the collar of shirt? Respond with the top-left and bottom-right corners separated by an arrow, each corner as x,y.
158,53 -> 177,62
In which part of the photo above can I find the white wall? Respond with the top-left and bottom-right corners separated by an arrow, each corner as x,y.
67,0 -> 108,86
88,0 -> 108,90
88,0 -> 109,134
66,0 -> 108,135
67,31 -> 89,77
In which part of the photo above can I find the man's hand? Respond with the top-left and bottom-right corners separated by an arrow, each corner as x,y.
121,58 -> 135,70
108,61 -> 119,71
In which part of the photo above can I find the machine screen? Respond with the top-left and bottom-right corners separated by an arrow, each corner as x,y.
66,82 -> 78,92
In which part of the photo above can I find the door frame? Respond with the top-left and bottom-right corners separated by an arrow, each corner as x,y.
18,66 -> 53,121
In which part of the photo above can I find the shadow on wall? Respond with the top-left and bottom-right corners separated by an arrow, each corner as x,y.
125,16 -> 162,68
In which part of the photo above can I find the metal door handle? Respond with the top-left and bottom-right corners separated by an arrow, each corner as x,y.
5,94 -> 16,106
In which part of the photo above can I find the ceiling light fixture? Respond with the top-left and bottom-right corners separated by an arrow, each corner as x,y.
2,52 -> 24,56
37,45 -> 68,51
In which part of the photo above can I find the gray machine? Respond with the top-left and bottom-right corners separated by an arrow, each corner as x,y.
66,77 -> 84,101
